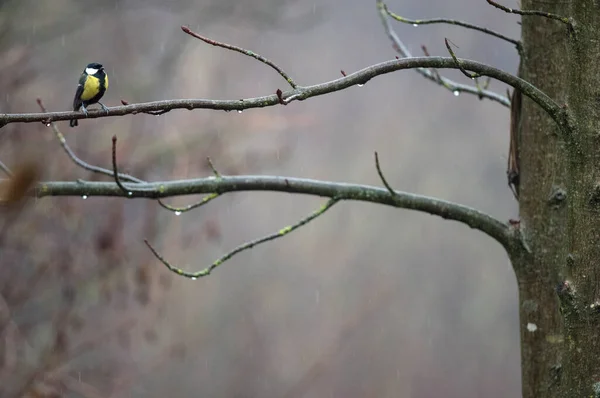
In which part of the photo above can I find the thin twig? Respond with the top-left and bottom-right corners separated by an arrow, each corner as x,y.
0,160 -> 13,177
374,152 -> 396,196
109,136 -> 159,195
445,38 -> 481,79
486,0 -> 573,29
37,98 -> 144,184
157,193 -> 219,214
375,0 -> 510,107
383,2 -> 521,51
111,136 -> 135,196
181,26 -> 298,89
145,198 -> 340,279
420,45 -> 443,83
157,157 -> 222,213
207,157 -> 221,178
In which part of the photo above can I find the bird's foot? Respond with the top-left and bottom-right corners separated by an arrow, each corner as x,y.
98,102 -> 109,114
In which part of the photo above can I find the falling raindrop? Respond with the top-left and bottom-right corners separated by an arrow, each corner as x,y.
45,123 -> 51,127
412,24 -> 418,27
357,83 -> 364,87
237,110 -> 243,114
127,192 -> 133,196
82,195 -> 88,199
453,90 -> 460,96
190,277 -> 197,281
174,211 -> 182,216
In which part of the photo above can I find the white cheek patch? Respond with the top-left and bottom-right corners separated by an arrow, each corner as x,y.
85,67 -> 99,75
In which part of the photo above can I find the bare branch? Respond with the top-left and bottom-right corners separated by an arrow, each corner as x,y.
110,136 -> 156,196
37,98 -> 144,183
181,25 -> 298,89
376,0 -> 510,107
374,152 -> 396,196
487,0 -> 574,30
0,57 -> 564,131
111,136 -> 136,196
157,193 -> 219,214
382,2 -> 521,51
445,38 -> 481,79
206,157 -> 221,178
145,198 -> 340,279
32,175 -> 514,250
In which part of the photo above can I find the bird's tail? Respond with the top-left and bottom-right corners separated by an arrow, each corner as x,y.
70,119 -> 78,127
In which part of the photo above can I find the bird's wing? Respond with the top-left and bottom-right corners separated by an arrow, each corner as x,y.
72,73 -> 86,110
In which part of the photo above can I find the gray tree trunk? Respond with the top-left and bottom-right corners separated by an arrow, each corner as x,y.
516,0 -> 600,396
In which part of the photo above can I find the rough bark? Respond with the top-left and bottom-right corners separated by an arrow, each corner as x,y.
516,0 -> 600,396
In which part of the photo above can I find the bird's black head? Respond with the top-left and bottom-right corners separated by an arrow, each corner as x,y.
84,63 -> 104,76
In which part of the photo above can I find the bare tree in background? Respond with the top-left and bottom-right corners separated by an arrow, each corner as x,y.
1,0 -> 599,397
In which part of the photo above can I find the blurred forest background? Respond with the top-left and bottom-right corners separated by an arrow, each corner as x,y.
0,0 -> 522,397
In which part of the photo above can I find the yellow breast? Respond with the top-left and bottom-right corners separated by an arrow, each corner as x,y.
81,75 -> 100,101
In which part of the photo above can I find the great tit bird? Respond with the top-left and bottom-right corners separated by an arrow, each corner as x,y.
70,63 -> 109,127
